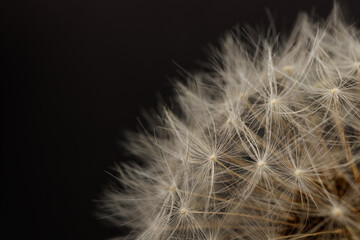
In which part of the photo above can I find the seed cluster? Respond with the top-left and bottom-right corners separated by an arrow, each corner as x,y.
100,6 -> 360,240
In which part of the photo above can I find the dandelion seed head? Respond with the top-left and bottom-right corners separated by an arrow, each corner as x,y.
100,4 -> 360,240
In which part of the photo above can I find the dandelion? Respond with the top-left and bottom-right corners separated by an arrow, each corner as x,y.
99,4 -> 360,240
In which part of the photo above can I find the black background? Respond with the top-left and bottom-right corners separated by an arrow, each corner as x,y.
2,0 -> 360,239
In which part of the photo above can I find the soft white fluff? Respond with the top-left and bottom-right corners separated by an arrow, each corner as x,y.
100,4 -> 360,240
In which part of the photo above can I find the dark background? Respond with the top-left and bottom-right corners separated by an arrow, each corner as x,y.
2,0 -> 360,239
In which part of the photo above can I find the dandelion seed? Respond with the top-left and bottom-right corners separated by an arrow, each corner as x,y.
283,66 -> 292,72
257,160 -> 265,167
169,185 -> 175,192
225,117 -> 233,126
239,93 -> 246,99
331,88 -> 338,94
331,206 -> 343,218
294,169 -> 302,176
208,154 -> 217,161
180,208 -> 188,215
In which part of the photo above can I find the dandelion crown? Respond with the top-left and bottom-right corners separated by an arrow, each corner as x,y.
100,4 -> 360,239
